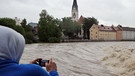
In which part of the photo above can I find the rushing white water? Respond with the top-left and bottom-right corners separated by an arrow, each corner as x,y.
20,42 -> 135,76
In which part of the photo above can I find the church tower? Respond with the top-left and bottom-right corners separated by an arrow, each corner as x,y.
72,0 -> 78,22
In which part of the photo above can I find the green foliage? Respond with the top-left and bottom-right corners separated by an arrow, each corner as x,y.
83,17 -> 99,39
39,10 -> 54,26
54,18 -> 62,27
38,26 -> 47,42
0,17 -> 36,44
23,25 -> 32,32
13,26 -> 26,37
0,18 -> 16,28
38,10 -> 61,43
20,19 -> 36,44
23,25 -> 35,44
21,19 -> 27,27
48,37 -> 60,43
25,32 -> 35,44
38,23 -> 61,42
83,17 -> 99,29
60,17 -> 81,38
0,18 -> 26,37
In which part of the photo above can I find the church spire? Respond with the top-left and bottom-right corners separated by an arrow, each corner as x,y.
72,0 -> 79,22
72,0 -> 78,11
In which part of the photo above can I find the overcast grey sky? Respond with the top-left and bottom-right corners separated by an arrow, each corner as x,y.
0,0 -> 135,27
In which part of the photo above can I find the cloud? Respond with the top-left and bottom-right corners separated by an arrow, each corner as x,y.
79,0 -> 135,26
0,0 -> 135,27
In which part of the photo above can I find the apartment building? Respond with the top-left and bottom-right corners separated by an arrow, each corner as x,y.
90,24 -> 135,41
90,24 -> 117,40
98,25 -> 116,40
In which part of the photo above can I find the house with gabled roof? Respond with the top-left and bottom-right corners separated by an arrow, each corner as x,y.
111,25 -> 123,40
90,24 -> 117,40
98,25 -> 116,40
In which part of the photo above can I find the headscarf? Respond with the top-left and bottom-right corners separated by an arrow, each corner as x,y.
0,25 -> 25,63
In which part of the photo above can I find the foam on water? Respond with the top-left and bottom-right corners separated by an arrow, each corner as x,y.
102,42 -> 135,76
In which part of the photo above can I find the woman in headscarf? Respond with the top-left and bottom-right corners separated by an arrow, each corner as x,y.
0,25 -> 59,76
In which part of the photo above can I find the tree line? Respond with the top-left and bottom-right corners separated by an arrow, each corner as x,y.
0,9 -> 99,43
0,18 -> 36,44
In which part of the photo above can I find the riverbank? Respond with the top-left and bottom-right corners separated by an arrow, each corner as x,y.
62,39 -> 135,43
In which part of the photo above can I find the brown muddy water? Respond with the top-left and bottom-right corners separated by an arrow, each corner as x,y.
20,42 -> 135,76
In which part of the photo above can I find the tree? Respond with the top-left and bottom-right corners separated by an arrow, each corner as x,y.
60,17 -> 81,39
20,18 -> 36,44
21,19 -> 35,44
25,32 -> 35,44
54,18 -> 62,27
23,25 -> 32,32
13,26 -> 26,37
0,17 -> 26,39
38,10 -> 61,43
21,19 -> 27,27
0,17 -> 36,44
83,17 -> 99,39
0,18 -> 16,28
23,25 -> 35,44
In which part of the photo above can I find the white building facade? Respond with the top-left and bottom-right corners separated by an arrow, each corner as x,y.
122,27 -> 135,40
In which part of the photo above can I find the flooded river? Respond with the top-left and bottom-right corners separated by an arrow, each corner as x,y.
20,42 -> 135,76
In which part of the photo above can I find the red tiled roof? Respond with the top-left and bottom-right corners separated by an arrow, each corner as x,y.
111,25 -> 122,31
98,25 -> 115,32
78,15 -> 84,24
